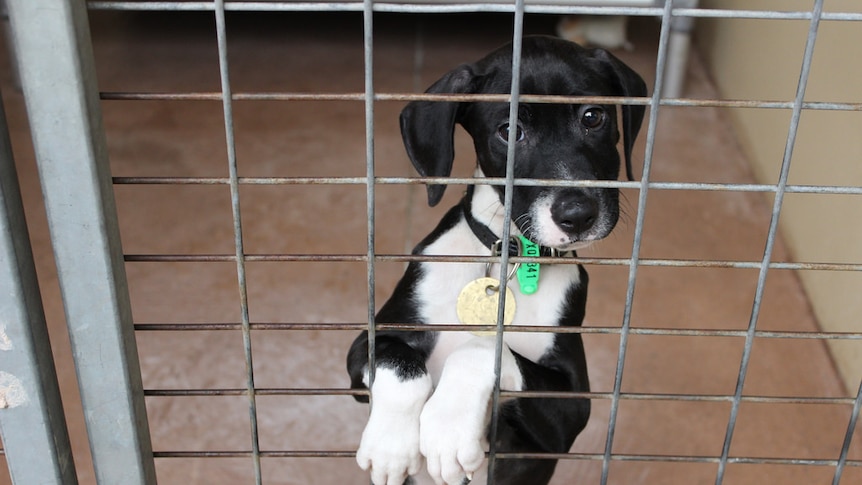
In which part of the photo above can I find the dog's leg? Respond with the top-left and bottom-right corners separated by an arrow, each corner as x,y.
419,338 -> 524,485
356,368 -> 431,485
357,366 -> 432,485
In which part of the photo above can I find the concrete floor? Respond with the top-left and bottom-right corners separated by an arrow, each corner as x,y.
1,9 -> 860,485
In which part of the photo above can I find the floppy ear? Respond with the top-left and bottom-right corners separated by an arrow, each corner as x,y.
400,65 -> 478,206
590,49 -> 648,181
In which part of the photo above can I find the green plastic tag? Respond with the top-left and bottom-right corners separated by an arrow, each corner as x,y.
516,235 -> 540,294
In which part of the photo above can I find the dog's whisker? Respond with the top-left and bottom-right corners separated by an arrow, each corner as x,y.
617,191 -> 635,230
514,214 -> 533,237
521,224 -> 536,242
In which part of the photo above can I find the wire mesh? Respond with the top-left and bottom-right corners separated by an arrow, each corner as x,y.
9,0 -> 860,484
107,0 -> 861,481
713,2 -> 825,482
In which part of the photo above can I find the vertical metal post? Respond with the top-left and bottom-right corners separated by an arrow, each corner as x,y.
833,378 -> 862,485
600,1 -> 675,483
363,0 -> 377,397
5,1 -> 157,484
714,1 -> 824,483
212,1 -> 263,483
0,89 -> 78,484
662,0 -> 699,98
362,7 -> 378,485
487,0 -> 526,479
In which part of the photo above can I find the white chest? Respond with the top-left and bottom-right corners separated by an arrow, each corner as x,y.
413,219 -> 581,384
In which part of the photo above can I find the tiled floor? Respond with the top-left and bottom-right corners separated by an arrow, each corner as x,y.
2,9 -> 860,485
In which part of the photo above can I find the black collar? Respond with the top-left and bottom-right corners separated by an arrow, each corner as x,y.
461,186 -> 571,259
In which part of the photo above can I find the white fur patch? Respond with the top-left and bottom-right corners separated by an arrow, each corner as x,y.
409,184 -> 582,484
530,194 -> 572,247
469,182 -> 515,238
417,187 -> 580,383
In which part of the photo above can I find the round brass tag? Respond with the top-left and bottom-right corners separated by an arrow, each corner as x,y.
456,277 -> 516,335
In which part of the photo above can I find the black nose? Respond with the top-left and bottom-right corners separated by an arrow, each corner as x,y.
551,192 -> 599,235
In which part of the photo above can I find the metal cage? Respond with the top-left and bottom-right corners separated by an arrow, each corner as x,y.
0,0 -> 860,484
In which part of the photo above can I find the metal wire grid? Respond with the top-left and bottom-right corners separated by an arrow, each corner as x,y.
2,0 -> 861,484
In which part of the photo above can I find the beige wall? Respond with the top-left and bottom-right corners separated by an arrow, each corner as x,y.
697,0 -> 862,391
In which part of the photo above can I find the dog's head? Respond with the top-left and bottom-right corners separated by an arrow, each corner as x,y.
400,35 -> 647,251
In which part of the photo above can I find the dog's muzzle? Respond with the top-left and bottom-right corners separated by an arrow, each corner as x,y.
529,189 -> 616,250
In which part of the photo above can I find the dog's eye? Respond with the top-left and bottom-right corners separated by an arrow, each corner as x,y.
497,123 -> 525,143
580,107 -> 605,129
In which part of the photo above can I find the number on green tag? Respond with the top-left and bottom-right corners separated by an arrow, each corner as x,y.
516,235 -> 540,294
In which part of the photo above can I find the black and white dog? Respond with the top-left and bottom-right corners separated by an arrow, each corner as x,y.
348,35 -> 646,485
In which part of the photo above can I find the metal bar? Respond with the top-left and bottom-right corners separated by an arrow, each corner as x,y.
140,448 -> 862,468
110,176 -> 862,197
99,91 -> 862,113
123,253 -> 862,274
497,453 -> 862,467
715,1 -> 825,483
0,85 -> 78,485
147,387 -> 367,397
87,1 -> 663,15
212,1 -> 264,483
131,321 -> 862,342
131,322 -> 862,344
600,1 -> 674,483
5,1 -> 157,483
487,1 -> 527,479
140,386 -> 862,407
833,378 -> 862,484
672,7 -> 862,22
362,0 -> 378,424
111,176 -> 862,202
84,1 -> 862,20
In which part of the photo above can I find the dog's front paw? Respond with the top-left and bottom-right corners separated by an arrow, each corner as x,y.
357,418 -> 423,485
419,392 -> 487,485
357,369 -> 432,485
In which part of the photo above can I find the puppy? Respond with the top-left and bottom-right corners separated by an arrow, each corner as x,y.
347,35 -> 646,485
